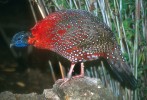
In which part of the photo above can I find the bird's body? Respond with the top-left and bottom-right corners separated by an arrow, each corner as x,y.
11,9 -> 137,90
28,10 -> 114,63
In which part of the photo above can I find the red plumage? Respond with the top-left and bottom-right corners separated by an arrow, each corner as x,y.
27,9 -> 137,89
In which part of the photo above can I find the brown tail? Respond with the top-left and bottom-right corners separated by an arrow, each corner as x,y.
106,46 -> 137,90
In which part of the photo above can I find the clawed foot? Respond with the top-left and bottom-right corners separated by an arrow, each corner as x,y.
56,78 -> 71,87
56,63 -> 85,87
57,74 -> 84,87
72,74 -> 84,79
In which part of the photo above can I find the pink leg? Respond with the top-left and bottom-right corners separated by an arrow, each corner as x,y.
67,64 -> 75,78
72,62 -> 85,78
59,63 -> 85,86
59,64 -> 75,86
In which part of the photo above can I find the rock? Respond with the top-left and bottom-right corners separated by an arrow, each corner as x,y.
0,77 -> 116,100
0,91 -> 15,100
53,77 -> 115,100
43,89 -> 60,100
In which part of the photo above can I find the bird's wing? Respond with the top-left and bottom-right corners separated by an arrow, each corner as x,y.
77,21 -> 115,53
53,10 -> 115,54
59,17 -> 115,53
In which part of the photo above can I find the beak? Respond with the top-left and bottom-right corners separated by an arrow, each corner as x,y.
10,43 -> 14,48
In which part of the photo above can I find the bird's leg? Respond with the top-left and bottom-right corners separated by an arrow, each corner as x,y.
67,63 -> 75,78
72,62 -> 85,78
59,64 -> 75,86
59,63 -> 85,86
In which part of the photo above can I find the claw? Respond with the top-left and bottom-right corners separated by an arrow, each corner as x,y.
57,63 -> 85,87
60,78 -> 70,87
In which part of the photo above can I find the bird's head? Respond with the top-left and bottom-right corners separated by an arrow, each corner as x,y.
10,31 -> 31,48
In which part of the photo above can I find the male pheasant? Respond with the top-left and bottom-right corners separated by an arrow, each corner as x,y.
10,9 -> 137,90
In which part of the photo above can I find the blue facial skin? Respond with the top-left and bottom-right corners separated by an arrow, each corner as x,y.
11,31 -> 30,47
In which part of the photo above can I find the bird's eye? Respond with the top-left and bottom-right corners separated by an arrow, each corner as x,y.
17,38 -> 21,40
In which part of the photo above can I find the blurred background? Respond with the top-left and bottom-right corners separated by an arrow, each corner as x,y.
0,0 -> 147,100
0,0 -> 60,94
